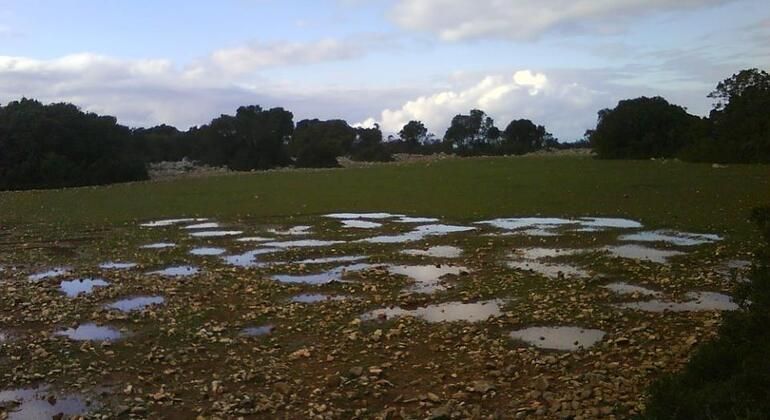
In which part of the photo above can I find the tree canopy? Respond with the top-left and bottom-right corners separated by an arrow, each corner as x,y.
290,119 -> 356,168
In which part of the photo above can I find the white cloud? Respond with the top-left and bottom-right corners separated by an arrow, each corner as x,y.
359,70 -> 608,140
392,0 -> 737,41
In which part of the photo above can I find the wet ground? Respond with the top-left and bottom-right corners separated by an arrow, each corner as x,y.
0,212 -> 753,418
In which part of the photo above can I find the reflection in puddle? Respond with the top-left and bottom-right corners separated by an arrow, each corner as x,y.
402,246 -> 463,258
99,261 -> 137,270
268,226 -> 311,236
140,218 -> 208,227
263,239 -> 345,248
619,230 -> 722,246
604,282 -> 660,296
395,216 -> 440,223
508,261 -> 589,279
106,296 -> 165,312
325,213 -> 399,219
28,267 -> 70,282
514,248 -> 583,260
55,324 -> 123,341
341,220 -> 382,229
616,291 -> 738,312
360,224 -> 475,244
148,265 -> 199,277
509,326 -> 606,351
59,278 -> 110,297
388,264 -> 469,293
579,217 -> 643,229
189,230 -> 243,238
236,236 -> 274,242
478,217 -> 643,234
290,294 -> 347,303
361,300 -> 503,323
241,325 -> 274,336
603,244 -> 685,264
222,249 -> 279,268
273,263 -> 374,285
717,260 -> 752,282
140,242 -> 176,249
477,217 -> 574,230
190,247 -> 227,256
0,386 -> 90,419
294,255 -> 367,264
184,222 -> 220,229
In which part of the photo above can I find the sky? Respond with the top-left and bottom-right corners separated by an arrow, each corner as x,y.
0,0 -> 768,141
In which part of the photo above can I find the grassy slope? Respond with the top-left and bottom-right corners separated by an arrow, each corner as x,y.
1,155 -> 768,239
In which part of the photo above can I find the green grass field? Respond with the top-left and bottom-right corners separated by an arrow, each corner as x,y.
2,155 -> 768,239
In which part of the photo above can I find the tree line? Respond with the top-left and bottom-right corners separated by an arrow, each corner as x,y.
0,68 -> 767,190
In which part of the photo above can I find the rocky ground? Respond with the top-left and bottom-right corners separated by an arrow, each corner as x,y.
0,213 -> 751,419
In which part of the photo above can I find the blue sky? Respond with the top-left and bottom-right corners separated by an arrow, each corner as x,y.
1,0 -> 768,140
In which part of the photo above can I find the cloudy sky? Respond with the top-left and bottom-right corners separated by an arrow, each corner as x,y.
1,0 -> 768,140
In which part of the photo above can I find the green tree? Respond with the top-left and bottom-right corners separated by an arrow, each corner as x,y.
290,119 -> 356,167
351,124 -> 393,162
501,119 -> 554,155
443,109 -> 499,155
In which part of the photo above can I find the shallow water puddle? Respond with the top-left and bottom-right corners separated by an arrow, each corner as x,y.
361,300 -> 503,323
325,212 -> 400,220
241,325 -> 274,337
273,263 -> 375,285
616,291 -> 738,312
236,236 -> 274,242
717,259 -> 752,282
507,260 -> 590,279
402,246 -> 463,258
509,326 -> 606,351
99,261 -> 137,270
0,386 -> 90,419
60,278 -> 110,297
603,244 -> 685,264
28,267 -> 70,282
359,224 -> 475,244
604,282 -> 660,296
106,296 -> 165,312
140,242 -> 176,249
184,222 -> 221,230
514,247 -> 584,260
341,220 -> 383,229
190,247 -> 227,256
294,255 -> 367,264
268,226 -> 312,236
263,239 -> 345,248
387,264 -> 469,293
55,324 -> 123,341
578,217 -> 643,229
148,265 -> 199,277
189,230 -> 243,238
395,216 -> 440,223
477,217 -> 643,234
619,230 -> 722,246
290,294 -> 347,303
222,248 -> 279,267
140,218 -> 208,228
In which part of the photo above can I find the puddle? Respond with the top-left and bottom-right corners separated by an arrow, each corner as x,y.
0,331 -> 7,343
402,246 -> 463,258
222,249 -> 279,267
140,218 -> 208,227
578,217 -> 643,229
604,282 -> 660,296
268,226 -> 311,236
341,220 -> 383,229
28,267 -> 70,282
508,260 -> 590,279
603,244 -> 685,264
106,296 -> 165,312
395,216 -> 440,223
325,213 -> 400,219
0,386 -> 90,419
55,324 -> 123,341
477,217 -> 575,231
619,230 -> 722,246
509,326 -> 606,351
190,247 -> 227,256
99,261 -> 137,270
361,300 -> 503,323
59,278 -> 110,297
241,325 -> 274,337
273,263 -> 374,285
290,294 -> 347,303
236,236 -> 274,242
294,255 -> 367,264
717,260 -> 752,282
478,217 -> 642,233
360,224 -> 475,244
140,242 -> 176,249
148,265 -> 199,277
616,291 -> 738,312
387,264 -> 469,293
189,230 -> 243,238
184,222 -> 221,229
263,239 -> 345,248
513,248 -> 583,260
